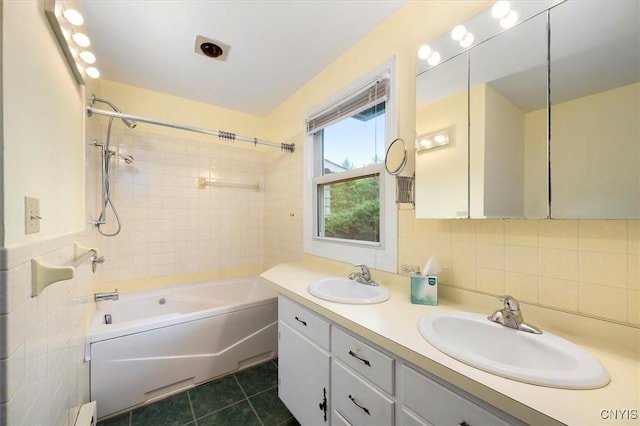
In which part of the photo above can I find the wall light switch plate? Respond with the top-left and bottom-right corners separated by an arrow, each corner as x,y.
25,196 -> 40,234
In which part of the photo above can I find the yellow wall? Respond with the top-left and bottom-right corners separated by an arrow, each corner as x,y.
261,0 -> 639,327
91,79 -> 267,146
415,88 -> 469,218
3,0 -> 85,247
551,82 -> 640,218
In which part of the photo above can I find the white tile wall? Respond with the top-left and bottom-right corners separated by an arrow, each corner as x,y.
264,134 -> 304,268
0,233 -> 97,426
88,126 -> 271,283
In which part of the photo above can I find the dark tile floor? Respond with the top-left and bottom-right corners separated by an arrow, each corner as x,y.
97,359 -> 299,426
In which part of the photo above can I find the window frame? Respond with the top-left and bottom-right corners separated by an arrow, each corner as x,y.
303,58 -> 397,272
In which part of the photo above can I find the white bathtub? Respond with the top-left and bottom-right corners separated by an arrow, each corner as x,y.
86,275 -> 278,419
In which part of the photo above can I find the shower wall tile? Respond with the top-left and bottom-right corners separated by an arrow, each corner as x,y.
263,134 -> 304,269
91,126 -> 269,285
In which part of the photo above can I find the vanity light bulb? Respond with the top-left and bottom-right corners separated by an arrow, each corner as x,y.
460,32 -> 475,48
72,32 -> 91,48
492,1 -> 511,19
451,25 -> 466,41
418,45 -> 432,60
500,10 -> 518,29
63,8 -> 84,26
80,51 -> 96,64
86,66 -> 100,79
427,51 -> 441,66
434,134 -> 447,144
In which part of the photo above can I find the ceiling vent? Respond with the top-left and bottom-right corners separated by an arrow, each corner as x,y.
194,35 -> 230,61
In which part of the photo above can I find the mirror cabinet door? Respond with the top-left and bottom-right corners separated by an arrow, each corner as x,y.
549,1 -> 640,218
415,53 -> 469,218
469,12 -> 549,218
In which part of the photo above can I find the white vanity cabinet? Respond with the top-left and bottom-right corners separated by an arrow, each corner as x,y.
278,296 -> 523,426
401,365 -> 525,426
278,295 -> 331,424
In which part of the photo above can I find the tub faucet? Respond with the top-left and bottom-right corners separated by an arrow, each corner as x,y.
94,290 -> 119,302
488,295 -> 541,334
348,264 -> 379,286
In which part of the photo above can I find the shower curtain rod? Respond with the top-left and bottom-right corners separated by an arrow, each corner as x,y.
86,107 -> 295,153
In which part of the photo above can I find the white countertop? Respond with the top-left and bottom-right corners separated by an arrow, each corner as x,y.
261,261 -> 640,426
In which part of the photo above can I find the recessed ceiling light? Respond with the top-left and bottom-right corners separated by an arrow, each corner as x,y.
194,35 -> 230,61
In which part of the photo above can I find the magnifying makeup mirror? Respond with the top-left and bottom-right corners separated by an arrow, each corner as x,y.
384,138 -> 407,175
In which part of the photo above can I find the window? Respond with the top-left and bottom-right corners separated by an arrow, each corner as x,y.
304,62 -> 397,272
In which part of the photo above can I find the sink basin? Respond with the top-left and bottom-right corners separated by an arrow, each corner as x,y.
418,311 -> 609,389
308,277 -> 390,304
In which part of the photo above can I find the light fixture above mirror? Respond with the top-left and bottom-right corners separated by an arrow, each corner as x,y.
416,0 -> 560,75
416,129 -> 450,152
44,0 -> 100,84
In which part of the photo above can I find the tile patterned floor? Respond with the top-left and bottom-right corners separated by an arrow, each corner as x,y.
97,359 -> 299,426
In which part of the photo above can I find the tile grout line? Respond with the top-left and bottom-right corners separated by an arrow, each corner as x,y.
186,389 -> 197,425
233,373 -> 264,426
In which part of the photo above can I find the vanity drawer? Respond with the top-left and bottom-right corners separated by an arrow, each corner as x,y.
333,327 -> 394,394
332,360 -> 394,426
402,365 -> 518,426
278,295 -> 330,350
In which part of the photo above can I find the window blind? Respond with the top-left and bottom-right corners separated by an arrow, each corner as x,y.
306,75 -> 390,134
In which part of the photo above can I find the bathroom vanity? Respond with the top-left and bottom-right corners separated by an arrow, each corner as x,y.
278,294 -> 523,425
262,261 -> 640,425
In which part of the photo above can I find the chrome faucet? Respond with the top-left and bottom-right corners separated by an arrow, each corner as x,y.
348,264 -> 379,286
94,290 -> 119,302
91,255 -> 105,273
488,295 -> 541,334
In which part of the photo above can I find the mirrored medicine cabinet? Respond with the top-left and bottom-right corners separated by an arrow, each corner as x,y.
414,0 -> 640,219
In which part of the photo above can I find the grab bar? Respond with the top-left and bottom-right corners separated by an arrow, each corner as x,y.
31,242 -> 100,297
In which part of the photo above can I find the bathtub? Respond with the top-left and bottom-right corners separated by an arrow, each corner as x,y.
86,275 -> 278,419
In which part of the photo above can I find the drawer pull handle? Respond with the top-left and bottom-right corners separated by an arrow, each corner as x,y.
348,350 -> 371,367
348,394 -> 370,415
294,316 -> 307,326
460,422 -> 471,426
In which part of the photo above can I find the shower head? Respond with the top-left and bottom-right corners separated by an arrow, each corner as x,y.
89,94 -> 137,129
117,153 -> 135,165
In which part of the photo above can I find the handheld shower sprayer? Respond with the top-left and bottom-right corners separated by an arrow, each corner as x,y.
89,94 -> 137,129
88,95 -> 138,237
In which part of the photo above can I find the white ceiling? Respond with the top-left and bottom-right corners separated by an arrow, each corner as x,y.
78,0 -> 407,116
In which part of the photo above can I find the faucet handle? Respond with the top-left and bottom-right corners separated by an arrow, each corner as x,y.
353,264 -> 370,279
498,295 -> 520,312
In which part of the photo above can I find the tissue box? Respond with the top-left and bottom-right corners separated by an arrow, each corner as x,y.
410,272 -> 437,305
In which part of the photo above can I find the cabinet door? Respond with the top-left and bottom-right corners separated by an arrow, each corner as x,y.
279,321 -> 330,425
